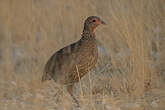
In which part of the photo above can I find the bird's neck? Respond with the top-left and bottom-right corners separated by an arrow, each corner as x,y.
82,26 -> 95,40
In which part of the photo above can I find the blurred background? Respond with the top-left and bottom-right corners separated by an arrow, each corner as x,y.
0,0 -> 165,110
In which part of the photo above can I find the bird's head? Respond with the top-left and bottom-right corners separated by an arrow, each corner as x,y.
84,16 -> 106,33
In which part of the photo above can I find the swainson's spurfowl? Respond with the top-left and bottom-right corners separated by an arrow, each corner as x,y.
42,16 -> 106,104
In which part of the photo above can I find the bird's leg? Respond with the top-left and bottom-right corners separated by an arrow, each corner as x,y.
67,84 -> 74,96
67,84 -> 80,108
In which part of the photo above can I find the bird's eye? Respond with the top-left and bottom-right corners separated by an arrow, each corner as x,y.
92,20 -> 96,22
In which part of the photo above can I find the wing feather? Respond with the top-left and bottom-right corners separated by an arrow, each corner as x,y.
42,41 -> 82,82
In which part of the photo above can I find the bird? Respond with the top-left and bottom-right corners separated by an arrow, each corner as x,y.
42,16 -> 106,105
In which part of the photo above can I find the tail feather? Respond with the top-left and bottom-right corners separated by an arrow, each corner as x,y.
42,58 -> 52,82
42,72 -> 51,82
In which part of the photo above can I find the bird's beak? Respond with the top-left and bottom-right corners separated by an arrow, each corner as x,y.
100,20 -> 106,25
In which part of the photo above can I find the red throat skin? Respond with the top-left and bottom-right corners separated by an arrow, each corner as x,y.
91,26 -> 96,33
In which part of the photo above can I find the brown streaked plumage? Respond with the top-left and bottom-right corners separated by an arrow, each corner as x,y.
42,16 -> 106,106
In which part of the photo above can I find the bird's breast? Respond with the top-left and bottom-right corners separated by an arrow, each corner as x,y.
77,40 -> 98,72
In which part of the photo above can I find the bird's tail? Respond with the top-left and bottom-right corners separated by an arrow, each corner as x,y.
41,72 -> 51,82
41,73 -> 47,82
42,64 -> 52,82
42,60 -> 52,82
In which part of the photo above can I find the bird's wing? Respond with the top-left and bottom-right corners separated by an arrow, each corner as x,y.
42,41 -> 81,82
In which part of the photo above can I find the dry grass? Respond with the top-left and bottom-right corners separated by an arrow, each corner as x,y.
0,0 -> 165,110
